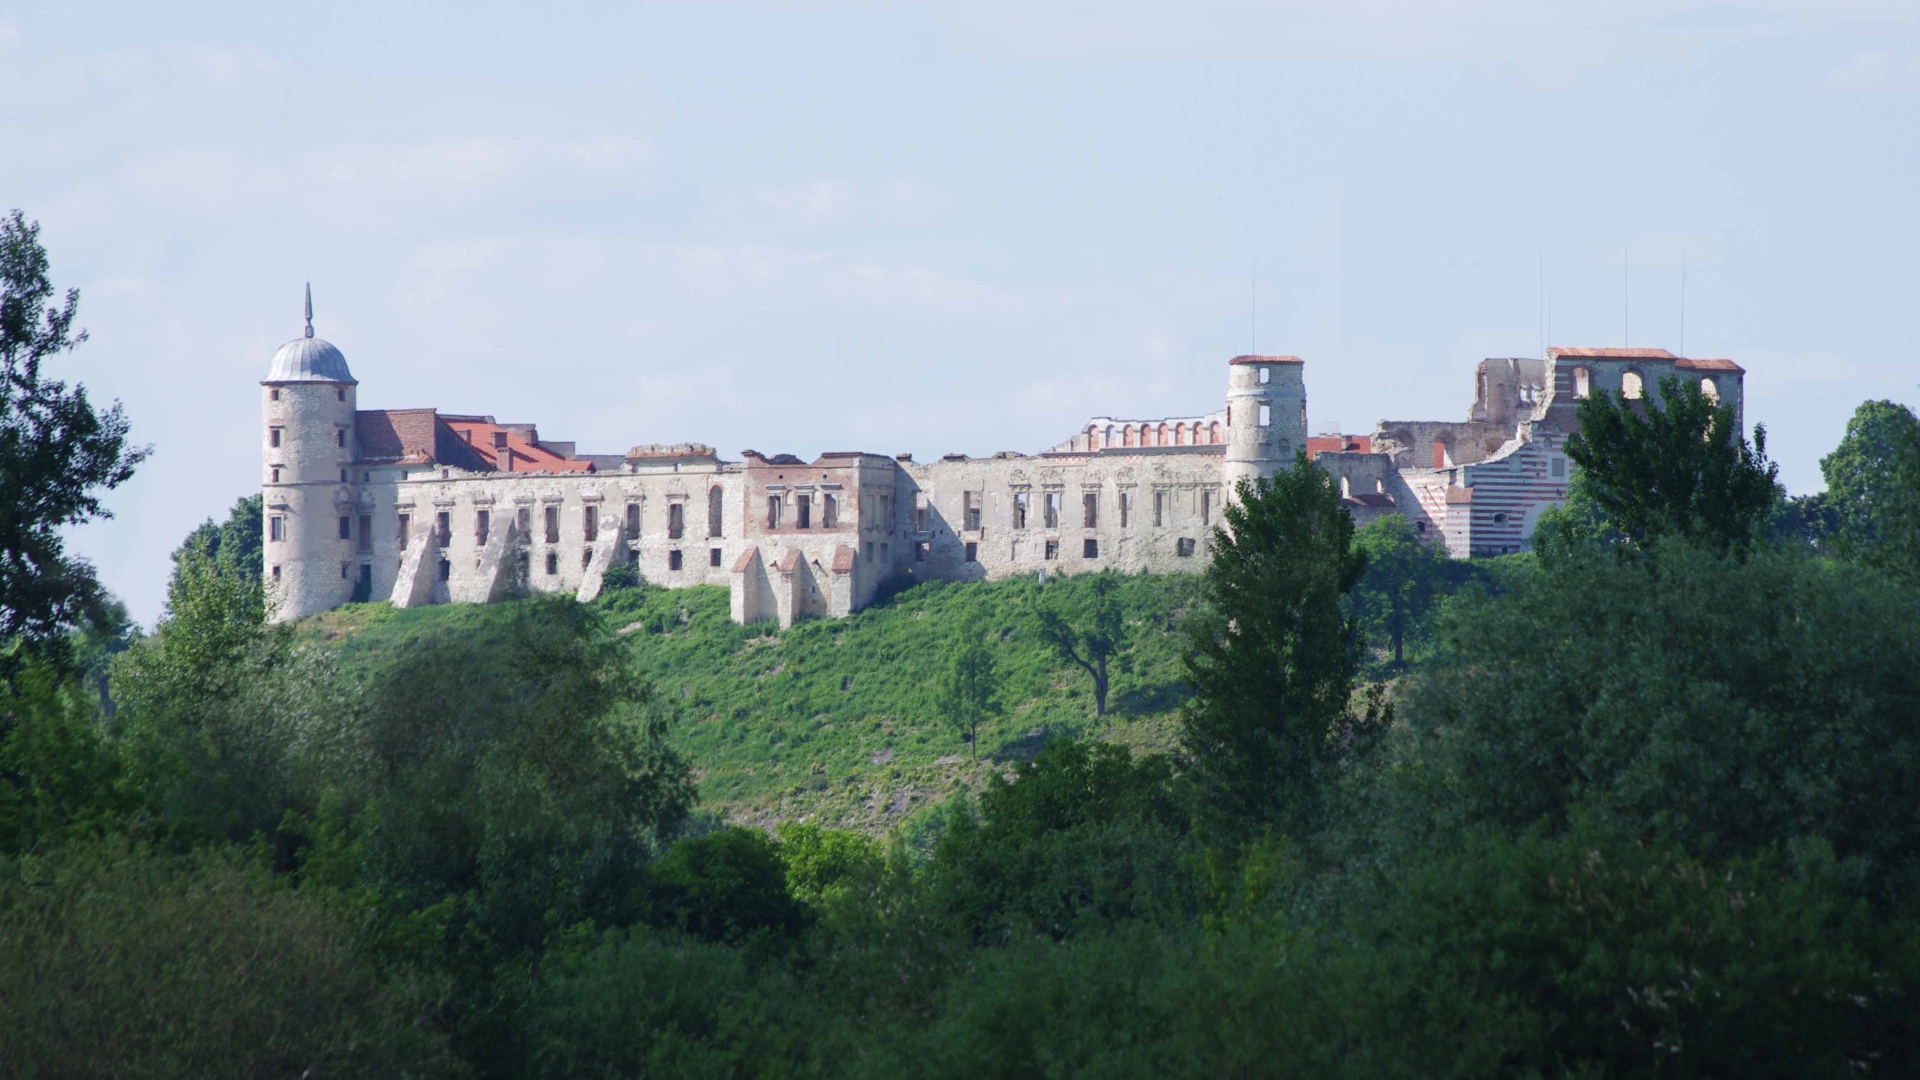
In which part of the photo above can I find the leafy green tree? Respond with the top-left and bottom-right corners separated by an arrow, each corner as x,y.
647,826 -> 808,946
1179,455 -> 1366,841
1818,398 -> 1920,581
1349,513 -> 1444,669
172,495 -> 263,584
0,657 -> 137,856
0,211 -> 150,654
1034,570 -> 1129,718
937,631 -> 999,760
1561,372 -> 1777,553
773,821 -> 880,906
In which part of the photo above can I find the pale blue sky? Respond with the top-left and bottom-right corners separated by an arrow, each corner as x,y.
3,1 -> 1916,625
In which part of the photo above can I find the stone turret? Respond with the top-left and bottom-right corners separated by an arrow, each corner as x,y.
1222,354 -> 1307,498
261,285 -> 361,622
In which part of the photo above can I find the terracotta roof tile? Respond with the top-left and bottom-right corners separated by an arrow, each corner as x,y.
1446,487 -> 1474,504
1307,434 -> 1372,459
831,545 -> 856,572
1550,347 -> 1678,359
1676,357 -> 1744,373
1229,354 -> 1305,364
356,409 -> 439,464
775,549 -> 803,572
730,546 -> 760,574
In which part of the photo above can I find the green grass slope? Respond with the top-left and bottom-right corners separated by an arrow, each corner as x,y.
305,572 -> 1203,832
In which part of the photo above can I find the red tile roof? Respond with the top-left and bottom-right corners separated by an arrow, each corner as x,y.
1550,347 -> 1678,359
1446,487 -> 1474,504
775,549 -> 803,573
1307,434 -> 1373,459
445,420 -> 593,473
1230,354 -> 1305,364
831,545 -> 856,573
356,409 -> 439,464
1676,357 -> 1744,373
730,546 -> 760,574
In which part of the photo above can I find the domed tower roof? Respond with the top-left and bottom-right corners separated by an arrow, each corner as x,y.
264,283 -> 357,384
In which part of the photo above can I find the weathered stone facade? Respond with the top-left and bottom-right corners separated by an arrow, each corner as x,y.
261,313 -> 1743,624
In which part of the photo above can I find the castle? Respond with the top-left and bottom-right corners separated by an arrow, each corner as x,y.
261,289 -> 1745,626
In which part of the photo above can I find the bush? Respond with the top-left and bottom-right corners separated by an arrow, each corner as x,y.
648,826 -> 808,945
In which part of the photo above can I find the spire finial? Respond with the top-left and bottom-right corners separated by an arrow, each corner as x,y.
304,282 -> 314,339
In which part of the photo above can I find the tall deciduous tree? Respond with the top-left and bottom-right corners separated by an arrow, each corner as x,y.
1818,399 -> 1920,582
0,211 -> 149,651
1034,571 -> 1128,718
1560,373 -> 1777,554
1179,455 -> 1366,842
1350,513 -> 1444,669
938,632 -> 1000,761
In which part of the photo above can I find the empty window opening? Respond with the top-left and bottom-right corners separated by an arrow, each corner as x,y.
1083,538 -> 1099,559
880,542 -> 889,561
545,552 -> 558,575
710,547 -> 722,567
669,549 -> 684,571
436,512 -> 451,547
491,430 -> 508,449
270,516 -> 285,542
336,387 -> 345,402
1258,403 -> 1272,427
336,429 -> 346,448
358,563 -> 372,587
1119,491 -> 1132,528
1158,423 -> 1169,445
544,506 -> 560,544
475,509 -> 490,547
1492,512 -> 1510,524
1153,491 -> 1166,527
1176,537 -> 1197,557
340,469 -> 349,483
766,495 -> 782,529
628,548 -> 639,566
1622,370 -> 1644,400
1082,492 -> 1098,528
338,515 -> 352,541
359,514 -> 373,551
796,496 -> 811,530
582,548 -> 593,569
1044,539 -> 1059,560
823,493 -> 839,528
668,502 -> 685,539
914,541 -> 929,562
1200,490 -> 1213,527
965,541 -> 978,562
864,541 -> 875,563
1700,378 -> 1720,404
1043,491 -> 1060,529
517,508 -> 531,538
270,427 -> 283,448
341,563 -> 349,579
271,564 -> 280,579
270,467 -> 279,483
627,502 -> 641,538
396,514 -> 409,549
1012,492 -> 1029,529
269,387 -> 280,401
914,493 -> 930,533
438,559 -> 451,581
1551,457 -> 1566,478
584,505 -> 599,542
963,491 -> 981,531
1416,521 -> 1428,534
1210,422 -> 1222,443
708,486 -> 724,537
1433,441 -> 1449,469
1258,366 -> 1270,385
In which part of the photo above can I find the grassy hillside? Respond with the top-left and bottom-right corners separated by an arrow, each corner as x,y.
305,571 -> 1204,832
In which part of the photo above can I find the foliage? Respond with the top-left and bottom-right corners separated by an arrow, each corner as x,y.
0,837 -> 458,1079
1179,455 -> 1366,842
1817,398 -> 1920,581
1560,372 -> 1778,554
937,626 -> 1000,760
1348,513 -> 1448,670
0,210 -> 150,655
172,494 -> 264,585
646,826 -> 808,946
1388,537 -> 1920,900
1034,570 -> 1131,717
0,656 -> 137,856
774,820 -> 881,906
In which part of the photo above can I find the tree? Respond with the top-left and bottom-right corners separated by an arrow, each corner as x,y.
1179,455 -> 1366,842
1817,399 -> 1920,581
173,494 -> 264,585
1349,513 -> 1444,670
937,632 -> 999,760
1034,571 -> 1128,718
0,211 -> 150,652
1561,373 -> 1777,554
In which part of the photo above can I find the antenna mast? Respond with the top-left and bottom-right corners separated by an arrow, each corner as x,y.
1680,252 -> 1687,357
1623,247 -> 1629,347
304,282 -> 314,339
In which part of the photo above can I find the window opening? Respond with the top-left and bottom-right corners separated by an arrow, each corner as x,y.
1044,539 -> 1059,560
797,496 -> 811,530
1700,378 -> 1720,404
1258,366 -> 1270,384
1012,492 -> 1028,530
338,516 -> 352,541
1258,403 -> 1271,427
963,492 -> 980,531
1551,458 -> 1566,478
359,514 -> 373,551
1176,537 -> 1196,557
1154,491 -> 1166,527
436,512 -> 451,547
438,559 -> 451,581
341,563 -> 349,579
823,492 -> 839,528
913,493 -> 929,533
475,510 -> 489,547
710,548 -> 722,567
1201,490 -> 1212,526
766,496 -> 782,529
584,505 -> 598,542
582,548 -> 593,568
964,542 -> 978,562
271,564 -> 280,579
396,514 -> 409,549
340,469 -> 349,482
545,552 -> 558,575
269,388 -> 279,401
270,427 -> 283,448
270,516 -> 285,542
336,387 -> 345,402
914,541 -> 929,562
668,502 -> 685,539
669,549 -> 683,571
1083,538 -> 1099,558
270,467 -> 279,483
1622,370 -> 1645,400
1119,491 -> 1132,528
544,506 -> 560,544
1082,491 -> 1098,528
518,508 -> 531,538
1043,491 -> 1060,529
627,503 -> 641,538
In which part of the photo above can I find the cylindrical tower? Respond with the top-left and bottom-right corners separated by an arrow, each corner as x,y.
262,285 -> 359,622
1222,354 -> 1307,499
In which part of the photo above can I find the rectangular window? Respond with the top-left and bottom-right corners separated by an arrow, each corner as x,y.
1551,457 -> 1566,478
436,512 -> 451,547
270,427 -> 283,447
668,502 -> 684,539
338,516 -> 352,541
1082,492 -> 1098,528
269,467 -> 279,483
358,563 -> 372,588
1119,492 -> 1132,528
1176,537 -> 1196,557
914,541 -> 929,562
880,542 -> 889,562
710,547 -> 723,567
767,495 -> 782,528
336,428 -> 347,448
584,505 -> 599,542
628,548 -> 639,566
1201,490 -> 1212,527
1258,404 -> 1271,427
516,507 -> 530,539
359,514 -> 372,551
545,551 -> 558,575
271,564 -> 280,579
914,493 -> 929,533
823,493 -> 839,528
797,497 -> 811,529
1083,538 -> 1098,559
396,514 -> 409,549
964,541 -> 978,562
1044,539 -> 1059,560
1043,492 -> 1060,530
270,516 -> 285,542
475,509 -> 489,547
438,558 -> 451,581
544,506 -> 560,544
341,563 -> 349,579
964,492 -> 981,531
269,387 -> 280,401
1154,491 -> 1166,527
627,503 -> 641,537
1012,492 -> 1028,530
709,487 -> 724,537
864,541 -> 874,563
582,548 -> 593,568
669,549 -> 683,571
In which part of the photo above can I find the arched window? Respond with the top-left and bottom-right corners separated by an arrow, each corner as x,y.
1340,475 -> 1351,498
1700,378 -> 1720,404
1157,423 -> 1169,445
1105,425 -> 1116,446
1173,423 -> 1187,446
1123,426 -> 1136,447
1622,370 -> 1644,400
1209,422 -> 1222,443
1573,367 -> 1591,399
